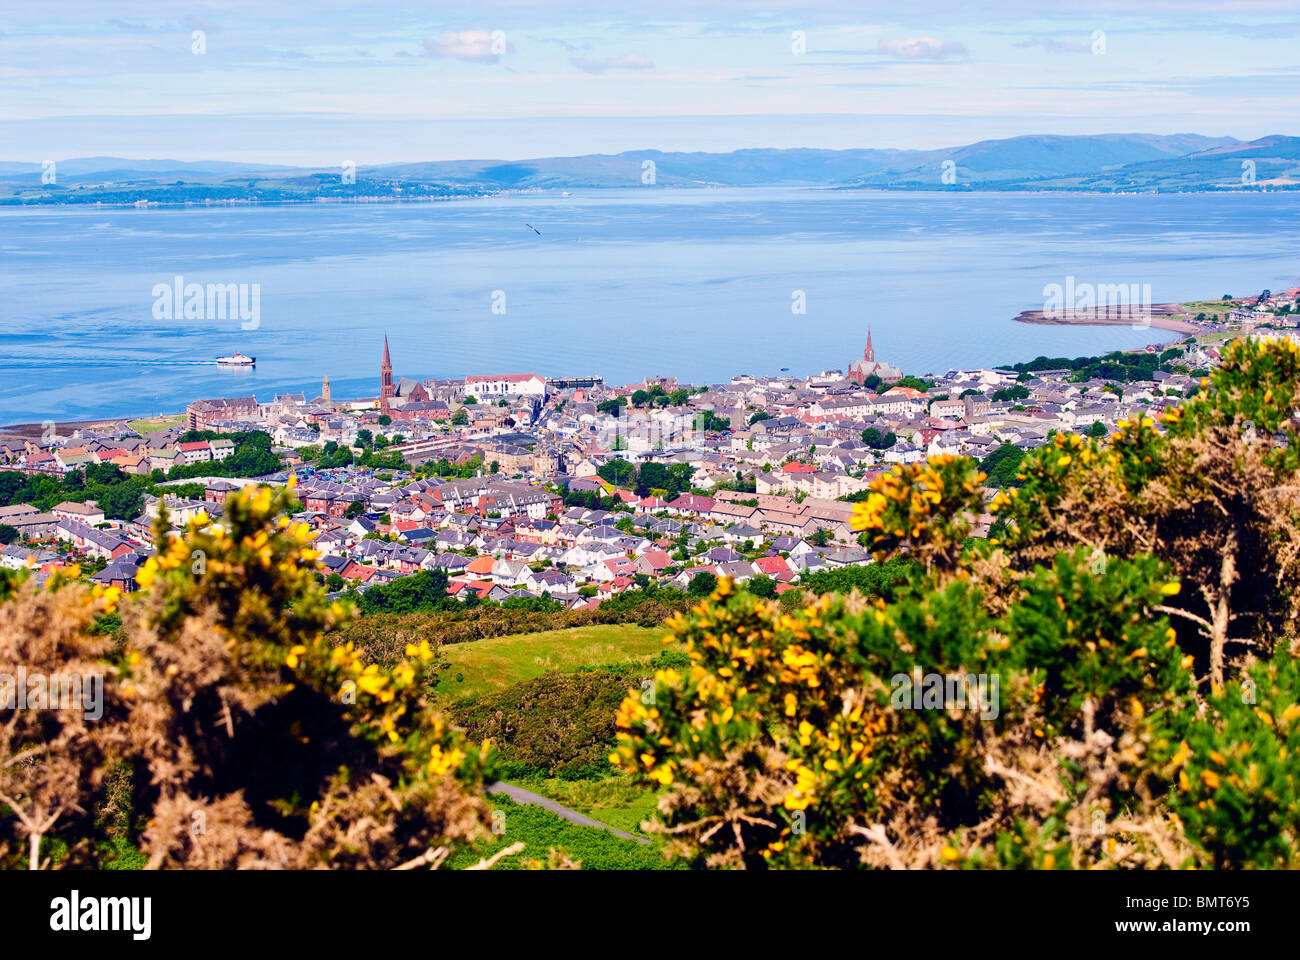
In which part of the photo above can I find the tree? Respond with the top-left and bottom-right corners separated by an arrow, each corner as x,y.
451,409 -> 469,426
687,571 -> 717,596
631,389 -> 650,408
748,411 -> 773,426
978,443 -> 1027,488
861,428 -> 897,450
698,412 -> 730,432
94,479 -> 145,521
893,376 -> 934,391
598,459 -> 635,488
377,414 -> 391,426
597,398 -> 627,416
0,524 -> 17,545
746,574 -> 777,598
344,500 -> 365,518
991,384 -> 1031,403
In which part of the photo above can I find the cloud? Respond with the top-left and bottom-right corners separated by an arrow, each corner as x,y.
877,37 -> 967,60
106,19 -> 149,33
184,15 -> 220,33
1014,36 -> 1092,53
543,37 -> 590,53
421,30 -> 506,63
569,53 -> 653,74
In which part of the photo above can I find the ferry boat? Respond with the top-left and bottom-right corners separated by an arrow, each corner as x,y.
215,352 -> 256,366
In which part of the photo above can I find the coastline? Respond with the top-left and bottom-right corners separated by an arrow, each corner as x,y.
1012,304 -> 1210,339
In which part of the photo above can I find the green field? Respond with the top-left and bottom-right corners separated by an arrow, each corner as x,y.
446,793 -> 677,870
514,775 -> 666,838
435,623 -> 674,700
127,414 -> 187,434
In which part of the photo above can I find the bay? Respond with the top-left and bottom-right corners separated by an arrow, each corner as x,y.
1,187 -> 1297,423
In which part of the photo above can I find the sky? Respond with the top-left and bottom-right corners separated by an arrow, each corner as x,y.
2,1 -> 1299,164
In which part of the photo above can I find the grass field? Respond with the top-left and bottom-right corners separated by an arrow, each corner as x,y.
128,414 -> 187,434
446,793 -> 677,870
435,623 -> 673,701
514,775 -> 666,838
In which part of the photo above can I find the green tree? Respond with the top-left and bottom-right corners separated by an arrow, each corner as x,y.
687,571 -> 718,596
861,428 -> 897,450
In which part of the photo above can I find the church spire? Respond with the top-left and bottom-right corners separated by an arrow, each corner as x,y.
865,328 -> 875,362
380,335 -> 395,416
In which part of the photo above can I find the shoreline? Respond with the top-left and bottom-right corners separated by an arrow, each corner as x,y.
1012,304 -> 1210,338
3,183 -> 1298,211
2,296 -> 1274,433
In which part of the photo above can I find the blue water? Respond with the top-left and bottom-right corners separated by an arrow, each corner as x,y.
1,188 -> 1297,423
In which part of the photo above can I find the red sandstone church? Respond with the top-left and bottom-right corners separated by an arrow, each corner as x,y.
847,329 -> 902,385
378,336 -> 429,417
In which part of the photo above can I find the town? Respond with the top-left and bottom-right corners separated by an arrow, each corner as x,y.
2,290 -> 1296,607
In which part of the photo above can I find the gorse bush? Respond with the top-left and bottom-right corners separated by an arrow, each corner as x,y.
612,337 -> 1300,869
0,480 -> 493,869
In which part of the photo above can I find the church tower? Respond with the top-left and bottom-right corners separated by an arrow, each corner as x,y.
322,373 -> 331,404
864,328 -> 875,363
380,335 -> 394,416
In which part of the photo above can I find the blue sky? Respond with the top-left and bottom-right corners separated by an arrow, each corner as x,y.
3,1 -> 1299,163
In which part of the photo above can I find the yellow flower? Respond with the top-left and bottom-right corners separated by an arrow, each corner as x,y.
940,846 -> 959,862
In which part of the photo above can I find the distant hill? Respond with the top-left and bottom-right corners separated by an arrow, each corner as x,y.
3,133 -> 1296,204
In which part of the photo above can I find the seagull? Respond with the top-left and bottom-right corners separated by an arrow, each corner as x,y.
525,223 -> 541,236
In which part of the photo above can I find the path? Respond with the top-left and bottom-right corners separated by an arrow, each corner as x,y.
486,781 -> 652,845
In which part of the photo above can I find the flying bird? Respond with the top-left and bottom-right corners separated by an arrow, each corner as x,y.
525,223 -> 541,236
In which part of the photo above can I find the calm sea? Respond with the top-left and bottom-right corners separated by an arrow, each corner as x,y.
1,188 -> 1297,424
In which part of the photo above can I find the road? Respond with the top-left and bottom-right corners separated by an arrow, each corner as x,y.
486,781 -> 651,845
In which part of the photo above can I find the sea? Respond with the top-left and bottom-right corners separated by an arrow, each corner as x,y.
1,188 -> 1297,424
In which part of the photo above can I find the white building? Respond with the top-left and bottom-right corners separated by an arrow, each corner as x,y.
464,374 -> 547,399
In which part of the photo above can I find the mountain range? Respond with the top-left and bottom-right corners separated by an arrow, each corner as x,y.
2,134 -> 1297,204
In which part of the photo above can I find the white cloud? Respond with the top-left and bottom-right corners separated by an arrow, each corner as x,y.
877,37 -> 967,60
422,30 -> 505,63
1014,37 -> 1091,54
569,53 -> 653,74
